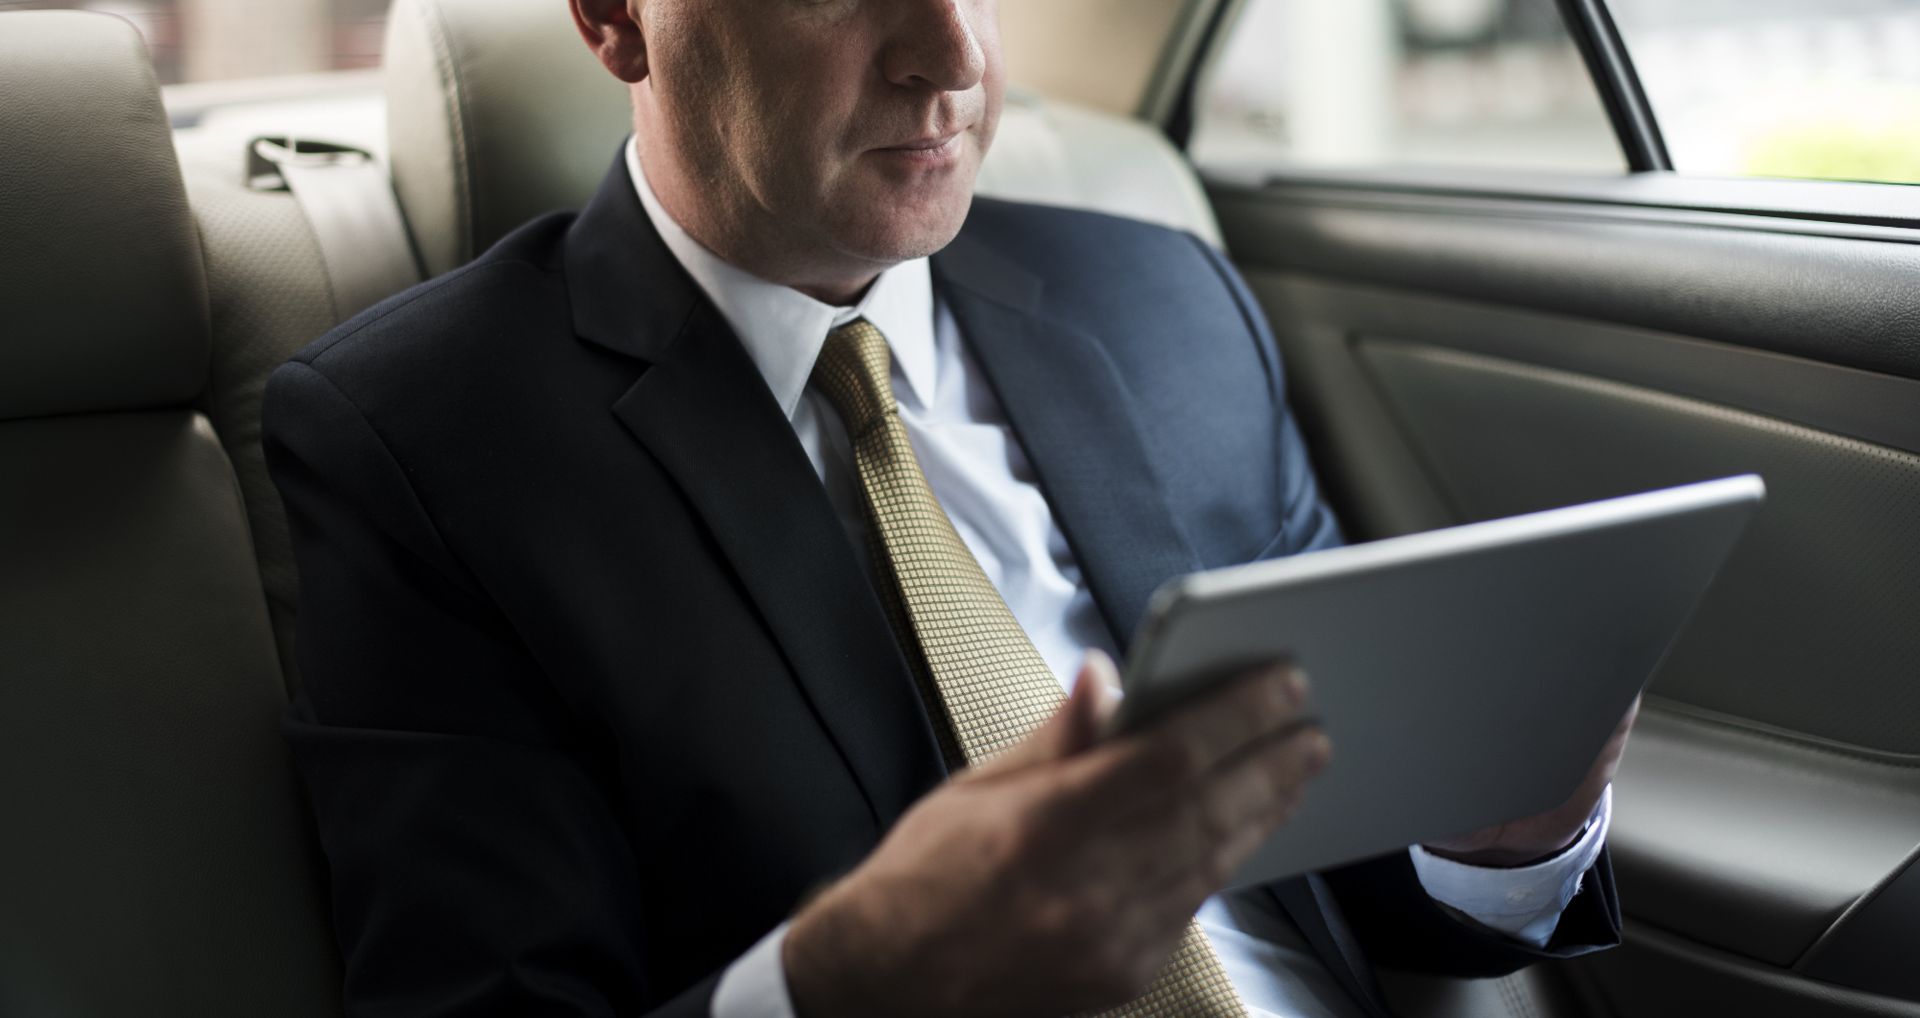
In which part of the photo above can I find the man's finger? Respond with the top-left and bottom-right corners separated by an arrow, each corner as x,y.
1129,662 -> 1312,794
1043,663 -> 1311,829
1193,727 -> 1328,838
1097,725 -> 1330,893
1178,726 -> 1328,868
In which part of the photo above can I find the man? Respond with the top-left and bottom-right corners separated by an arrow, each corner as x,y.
263,1 -> 1629,1015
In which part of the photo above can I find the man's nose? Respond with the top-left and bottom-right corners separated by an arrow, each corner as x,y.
883,0 -> 988,93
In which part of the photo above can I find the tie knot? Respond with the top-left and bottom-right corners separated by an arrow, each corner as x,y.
811,318 -> 897,437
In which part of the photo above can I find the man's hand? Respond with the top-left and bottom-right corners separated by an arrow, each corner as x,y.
1422,696 -> 1641,868
783,652 -> 1332,1018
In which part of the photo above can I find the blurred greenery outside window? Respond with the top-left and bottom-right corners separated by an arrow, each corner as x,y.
1192,0 -> 1920,187
1611,0 -> 1920,186
0,0 -> 389,85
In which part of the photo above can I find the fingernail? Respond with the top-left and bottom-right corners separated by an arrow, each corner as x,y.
1305,732 -> 1332,775
1284,667 -> 1309,705
1086,648 -> 1123,693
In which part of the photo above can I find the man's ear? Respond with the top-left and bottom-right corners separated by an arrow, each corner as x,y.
569,0 -> 649,83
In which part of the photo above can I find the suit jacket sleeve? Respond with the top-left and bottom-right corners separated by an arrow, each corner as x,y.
1189,234 -> 1625,978
265,359 -> 722,1017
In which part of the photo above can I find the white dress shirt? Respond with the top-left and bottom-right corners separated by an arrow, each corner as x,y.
623,139 -> 1609,1018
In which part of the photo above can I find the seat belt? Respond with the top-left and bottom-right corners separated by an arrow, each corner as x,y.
247,136 -> 422,322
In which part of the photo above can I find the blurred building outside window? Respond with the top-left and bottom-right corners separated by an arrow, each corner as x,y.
1189,0 -> 1624,177
1191,0 -> 1920,187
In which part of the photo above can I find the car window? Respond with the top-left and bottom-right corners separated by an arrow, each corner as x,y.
1188,0 -> 1625,177
0,0 -> 389,85
1608,0 -> 1920,185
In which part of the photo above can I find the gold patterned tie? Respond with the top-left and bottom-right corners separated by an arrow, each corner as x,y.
810,319 -> 1247,1018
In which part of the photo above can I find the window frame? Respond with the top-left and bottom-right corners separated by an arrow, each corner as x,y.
1553,0 -> 1670,172
1157,0 -> 1920,233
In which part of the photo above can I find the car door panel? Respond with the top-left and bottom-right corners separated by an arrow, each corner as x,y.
1801,854 -> 1920,1002
1208,177 -> 1920,1015
1580,921 -> 1920,1018
1210,181 -> 1920,385
1608,710 -> 1920,967
1354,338 -> 1920,754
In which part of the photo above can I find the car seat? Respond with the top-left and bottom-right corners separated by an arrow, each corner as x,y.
0,12 -> 342,1016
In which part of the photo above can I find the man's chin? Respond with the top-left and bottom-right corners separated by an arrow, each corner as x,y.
831,191 -> 977,266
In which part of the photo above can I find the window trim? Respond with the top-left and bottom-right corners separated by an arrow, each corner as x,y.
1153,0 -> 1657,173
1138,0 -> 1236,150
1551,0 -> 1671,172
1164,0 -> 1920,229
1207,165 -> 1920,236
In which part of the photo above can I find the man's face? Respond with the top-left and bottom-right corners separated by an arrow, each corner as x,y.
639,0 -> 1003,285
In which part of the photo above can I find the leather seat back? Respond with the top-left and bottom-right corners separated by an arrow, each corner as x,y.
0,13 -> 341,1015
381,0 -> 1221,278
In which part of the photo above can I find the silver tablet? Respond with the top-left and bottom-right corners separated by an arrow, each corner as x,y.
1117,474 -> 1765,888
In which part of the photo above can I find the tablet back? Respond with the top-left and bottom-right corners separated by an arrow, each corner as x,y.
1121,474 -> 1764,887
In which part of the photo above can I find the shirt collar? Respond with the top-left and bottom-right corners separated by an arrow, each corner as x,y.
625,137 -> 938,418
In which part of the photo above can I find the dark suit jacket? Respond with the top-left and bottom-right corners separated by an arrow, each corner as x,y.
264,156 -> 1621,1017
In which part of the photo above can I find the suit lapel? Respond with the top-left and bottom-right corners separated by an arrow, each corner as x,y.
932,232 -> 1201,651
567,158 -> 944,829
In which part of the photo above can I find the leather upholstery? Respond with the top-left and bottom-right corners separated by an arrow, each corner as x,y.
168,69 -> 390,694
1209,183 -> 1920,385
183,173 -> 345,691
383,0 -> 634,278
0,414 -> 341,1016
1606,709 -> 1920,968
979,90 -> 1222,245
1575,920 -> 1920,1018
0,12 -> 209,421
381,0 -> 1221,278
1801,851 -> 1920,1001
1378,964 -> 1591,1018
1358,339 -> 1920,757
0,12 -> 342,1015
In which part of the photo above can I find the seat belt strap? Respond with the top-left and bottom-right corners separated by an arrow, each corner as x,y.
248,137 -> 422,321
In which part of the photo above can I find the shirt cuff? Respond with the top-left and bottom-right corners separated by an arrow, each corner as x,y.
711,921 -> 799,1018
1408,784 -> 1613,948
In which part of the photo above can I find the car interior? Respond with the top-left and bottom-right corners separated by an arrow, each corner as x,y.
1,0 -> 1916,1016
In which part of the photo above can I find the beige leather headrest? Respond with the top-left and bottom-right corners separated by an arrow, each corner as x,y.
976,92 -> 1222,247
384,0 -> 632,278
0,11 -> 210,421
383,0 -> 1221,278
